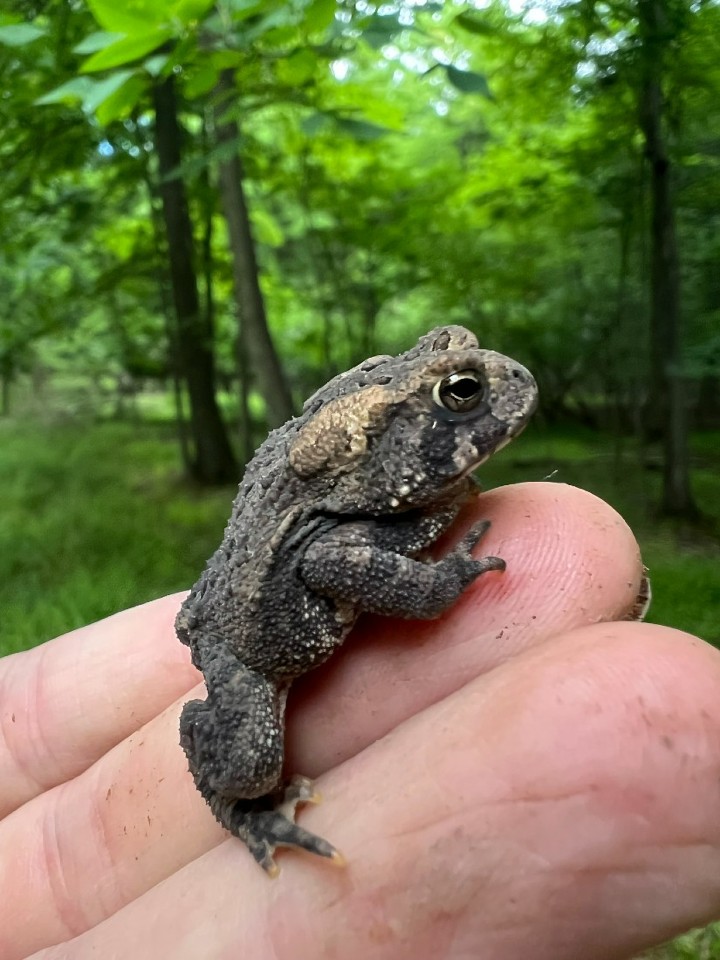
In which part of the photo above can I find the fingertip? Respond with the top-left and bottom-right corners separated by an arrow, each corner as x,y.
467,481 -> 645,631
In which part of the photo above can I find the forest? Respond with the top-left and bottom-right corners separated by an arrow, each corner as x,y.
0,0 -> 719,957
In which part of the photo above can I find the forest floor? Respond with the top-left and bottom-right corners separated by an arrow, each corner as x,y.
1,414 -> 719,958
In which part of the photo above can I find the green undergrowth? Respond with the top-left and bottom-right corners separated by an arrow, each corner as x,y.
0,418 -> 233,653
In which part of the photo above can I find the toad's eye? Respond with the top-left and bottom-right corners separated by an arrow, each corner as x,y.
432,370 -> 486,413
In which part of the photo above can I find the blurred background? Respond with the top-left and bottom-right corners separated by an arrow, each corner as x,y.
0,2 -> 719,947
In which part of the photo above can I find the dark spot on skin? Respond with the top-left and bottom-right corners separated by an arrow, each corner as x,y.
11,714 -> 15,723
661,735 -> 674,750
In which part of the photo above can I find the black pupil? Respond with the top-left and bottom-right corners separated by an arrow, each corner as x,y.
447,377 -> 480,402
439,373 -> 483,412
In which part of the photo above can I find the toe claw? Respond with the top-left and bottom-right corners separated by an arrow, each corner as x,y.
277,775 -> 323,818
330,849 -> 347,868
229,777 -> 342,874
463,519 -> 491,549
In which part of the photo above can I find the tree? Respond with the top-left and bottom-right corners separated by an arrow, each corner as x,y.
153,74 -> 238,483
638,0 -> 698,516
213,70 -> 293,428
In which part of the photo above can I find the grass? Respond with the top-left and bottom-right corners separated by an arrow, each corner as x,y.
0,418 -> 233,652
640,927 -> 720,960
1,413 -> 719,958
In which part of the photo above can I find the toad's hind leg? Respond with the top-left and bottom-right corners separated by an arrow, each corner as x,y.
179,651 -> 342,875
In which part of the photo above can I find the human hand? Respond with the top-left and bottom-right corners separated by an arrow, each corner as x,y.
2,482 -> 719,960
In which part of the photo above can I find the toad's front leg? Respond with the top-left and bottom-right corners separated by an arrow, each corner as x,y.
179,647 -> 342,875
300,519 -> 504,619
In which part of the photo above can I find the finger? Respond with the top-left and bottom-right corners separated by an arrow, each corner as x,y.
0,593 -> 197,818
288,481 -> 645,773
27,623 -> 720,960
0,693 -> 217,960
0,482 -> 638,819
0,483 -> 645,958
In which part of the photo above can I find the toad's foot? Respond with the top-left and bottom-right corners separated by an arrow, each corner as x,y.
218,775 -> 345,876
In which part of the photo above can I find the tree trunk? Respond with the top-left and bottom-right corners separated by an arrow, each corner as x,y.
637,0 -> 698,518
138,153 -> 193,475
213,70 -> 294,429
0,366 -> 10,417
152,75 -> 238,485
697,374 -> 719,427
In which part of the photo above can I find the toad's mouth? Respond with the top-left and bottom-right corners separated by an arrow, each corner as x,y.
495,415 -> 532,451
460,417 -> 532,478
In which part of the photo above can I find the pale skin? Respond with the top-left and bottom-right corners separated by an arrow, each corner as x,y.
2,482 -> 720,960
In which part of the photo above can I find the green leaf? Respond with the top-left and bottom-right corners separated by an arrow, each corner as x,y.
239,6 -> 296,43
160,136 -> 244,183
276,49 -> 317,86
183,63 -> 220,97
85,0 -> 169,34
453,12 -> 496,36
336,117 -> 391,140
210,49 -> 243,69
81,29 -> 172,72
222,0 -> 265,17
82,70 -> 135,113
300,111 -> 391,140
301,111 -> 331,135
96,73 -> 146,124
218,0 -> 265,11
170,0 -> 217,23
304,0 -> 337,35
251,207 -> 284,247
444,65 -> 493,98
73,31 -> 124,54
203,0 -> 262,34
36,77 -> 96,106
0,23 -> 46,47
361,13 -> 404,49
144,53 -> 170,77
